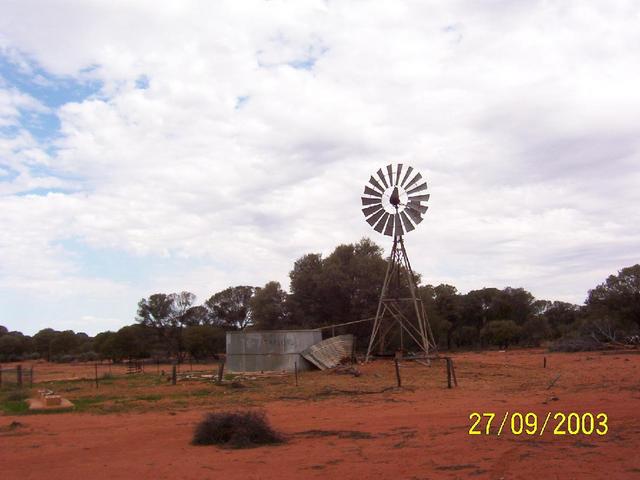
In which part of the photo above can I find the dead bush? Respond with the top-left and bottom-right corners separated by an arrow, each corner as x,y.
192,410 -> 284,449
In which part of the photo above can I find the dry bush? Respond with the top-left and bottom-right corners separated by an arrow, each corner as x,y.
192,410 -> 284,449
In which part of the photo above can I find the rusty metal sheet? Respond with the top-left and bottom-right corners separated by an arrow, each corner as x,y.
301,334 -> 355,370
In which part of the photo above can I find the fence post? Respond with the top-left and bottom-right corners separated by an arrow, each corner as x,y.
394,358 -> 402,388
17,364 -> 23,387
446,358 -> 452,389
30,366 -> 34,388
172,364 -> 177,385
95,363 -> 99,388
0,364 -> 3,387
294,361 -> 299,387
217,360 -> 225,383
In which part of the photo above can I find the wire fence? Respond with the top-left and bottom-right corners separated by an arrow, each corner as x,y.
0,364 -> 35,388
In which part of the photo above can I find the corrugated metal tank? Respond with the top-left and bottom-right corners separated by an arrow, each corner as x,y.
226,330 -> 322,372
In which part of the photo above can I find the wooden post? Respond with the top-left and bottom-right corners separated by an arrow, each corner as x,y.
450,358 -> 458,387
446,358 -> 452,389
543,356 -> 547,368
294,361 -> 299,387
95,363 -> 99,388
394,358 -> 401,388
0,364 -> 3,387
30,366 -> 34,388
157,359 -> 160,375
16,364 -> 23,387
217,360 -> 225,383
172,364 -> 177,385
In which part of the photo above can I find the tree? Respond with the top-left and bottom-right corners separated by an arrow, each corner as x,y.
50,330 -> 79,357
287,253 -> 325,327
480,320 -> 521,349
286,238 -> 388,332
0,334 -> 27,361
205,286 -> 255,330
183,325 -> 225,359
250,281 -> 288,330
137,291 -> 198,359
33,328 -> 58,361
586,264 -> 640,330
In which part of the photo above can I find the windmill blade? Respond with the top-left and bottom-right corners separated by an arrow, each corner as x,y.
362,204 -> 383,217
408,193 -> 430,202
407,182 -> 428,195
377,168 -> 389,188
373,212 -> 390,234
408,201 -> 428,214
369,176 -> 384,193
405,172 -> 422,190
383,214 -> 394,236
386,164 -> 394,187
400,166 -> 413,186
406,207 -> 423,225
394,213 -> 404,236
396,164 -> 403,185
364,185 -> 382,197
400,211 -> 415,232
366,208 -> 386,226
361,196 -> 381,206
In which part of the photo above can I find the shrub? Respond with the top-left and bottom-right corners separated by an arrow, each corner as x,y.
192,410 -> 284,449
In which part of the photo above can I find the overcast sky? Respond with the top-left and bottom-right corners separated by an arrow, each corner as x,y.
1,1 -> 639,335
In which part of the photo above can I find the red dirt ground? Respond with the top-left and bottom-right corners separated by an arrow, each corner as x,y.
2,349 -> 639,479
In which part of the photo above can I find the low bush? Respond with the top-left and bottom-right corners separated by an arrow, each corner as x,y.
192,410 -> 284,449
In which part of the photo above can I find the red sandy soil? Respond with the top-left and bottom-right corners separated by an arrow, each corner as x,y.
2,349 -> 639,480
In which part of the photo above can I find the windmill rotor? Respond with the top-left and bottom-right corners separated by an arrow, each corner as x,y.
361,163 -> 430,237
360,163 -> 438,361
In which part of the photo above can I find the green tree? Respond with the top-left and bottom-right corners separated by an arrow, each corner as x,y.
33,328 -> 58,361
586,264 -> 640,330
250,281 -> 288,330
183,325 -> 225,359
205,286 -> 256,330
137,292 -> 198,358
50,330 -> 79,357
480,320 -> 521,349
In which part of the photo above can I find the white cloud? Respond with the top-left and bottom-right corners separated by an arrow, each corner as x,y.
0,1 -> 639,334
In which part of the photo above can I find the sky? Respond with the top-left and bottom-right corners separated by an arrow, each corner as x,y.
1,1 -> 639,336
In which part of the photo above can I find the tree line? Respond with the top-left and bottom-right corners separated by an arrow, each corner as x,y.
1,238 -> 638,362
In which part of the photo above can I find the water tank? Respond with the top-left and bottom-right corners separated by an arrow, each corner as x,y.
226,330 -> 322,372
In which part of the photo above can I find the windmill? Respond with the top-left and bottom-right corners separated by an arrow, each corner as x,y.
361,164 -> 437,361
